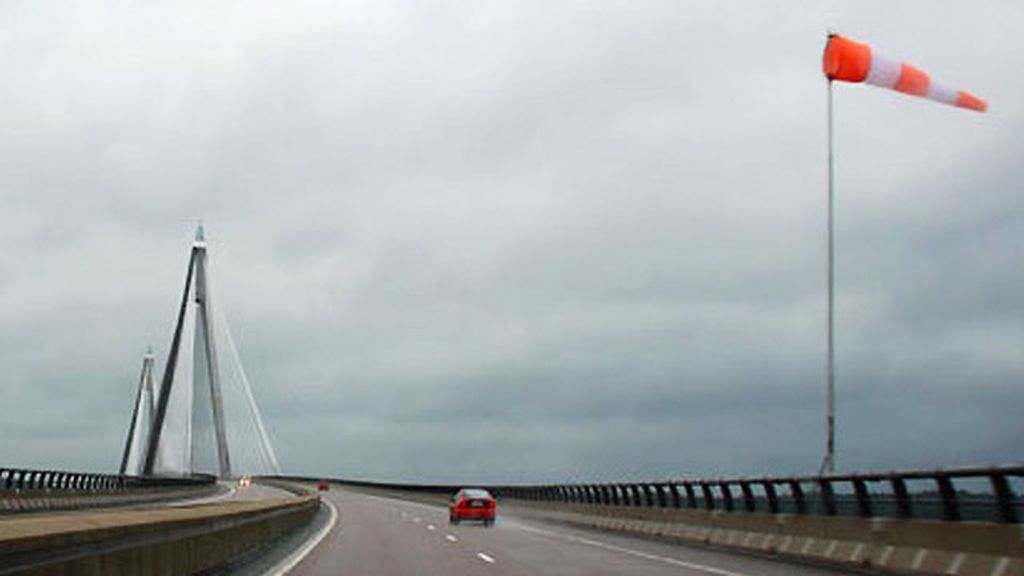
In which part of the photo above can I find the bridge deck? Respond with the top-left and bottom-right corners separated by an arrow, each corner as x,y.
289,487 -> 848,576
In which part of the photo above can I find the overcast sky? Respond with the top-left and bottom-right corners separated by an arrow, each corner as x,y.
1,1 -> 1021,484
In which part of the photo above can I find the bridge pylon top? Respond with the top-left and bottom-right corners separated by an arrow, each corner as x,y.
194,221 -> 206,248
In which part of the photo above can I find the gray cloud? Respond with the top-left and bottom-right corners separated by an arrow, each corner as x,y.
1,1 -> 1022,483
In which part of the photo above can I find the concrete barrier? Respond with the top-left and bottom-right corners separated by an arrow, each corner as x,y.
501,500 -> 1024,576
0,490 -> 318,575
0,484 -> 222,515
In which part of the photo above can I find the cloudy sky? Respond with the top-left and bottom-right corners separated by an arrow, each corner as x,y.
1,1 -> 1021,484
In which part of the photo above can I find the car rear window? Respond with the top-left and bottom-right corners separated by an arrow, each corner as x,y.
463,489 -> 492,499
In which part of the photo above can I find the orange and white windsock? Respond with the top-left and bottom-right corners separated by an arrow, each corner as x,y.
823,34 -> 987,113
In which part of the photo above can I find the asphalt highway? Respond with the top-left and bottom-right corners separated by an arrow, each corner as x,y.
284,488 -> 852,576
176,481 -> 294,506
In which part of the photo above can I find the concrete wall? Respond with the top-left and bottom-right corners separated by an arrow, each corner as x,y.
502,500 -> 1024,576
0,484 -> 222,515
0,492 -> 318,575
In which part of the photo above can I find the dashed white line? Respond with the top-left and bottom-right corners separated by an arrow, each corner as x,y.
427,524 -> 436,531
477,552 -> 496,564
445,534 -> 458,543
263,498 -> 339,575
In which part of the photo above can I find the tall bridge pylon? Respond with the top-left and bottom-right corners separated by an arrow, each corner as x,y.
119,348 -> 155,475
125,225 -> 278,479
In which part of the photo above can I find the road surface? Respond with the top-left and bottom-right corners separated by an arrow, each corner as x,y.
285,488 -> 851,576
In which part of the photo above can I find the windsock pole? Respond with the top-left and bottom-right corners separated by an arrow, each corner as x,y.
822,73 -> 837,476
818,32 -> 986,475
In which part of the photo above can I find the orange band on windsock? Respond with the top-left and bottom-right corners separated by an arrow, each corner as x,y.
823,34 -> 987,113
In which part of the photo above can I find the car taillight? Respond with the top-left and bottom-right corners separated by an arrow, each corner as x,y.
487,500 -> 495,508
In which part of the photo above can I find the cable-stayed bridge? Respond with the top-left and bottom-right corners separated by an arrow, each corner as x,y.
120,225 -> 279,480
0,231 -> 1021,575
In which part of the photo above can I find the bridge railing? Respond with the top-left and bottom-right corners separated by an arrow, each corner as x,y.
287,464 -> 1023,524
0,466 -> 212,492
489,465 -> 1024,524
1,466 -> 217,514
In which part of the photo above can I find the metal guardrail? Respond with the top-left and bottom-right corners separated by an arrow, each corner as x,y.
1,467 -> 217,514
0,467 -> 213,492
497,465 -> 1024,524
284,464 -> 1024,524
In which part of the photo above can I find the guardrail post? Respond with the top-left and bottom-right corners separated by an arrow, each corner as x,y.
819,478 -> 837,516
935,475 -> 960,521
990,471 -> 1018,524
669,483 -> 681,508
739,481 -> 755,512
700,482 -> 714,511
683,483 -> 697,509
890,477 -> 912,518
763,481 -> 780,514
852,478 -> 872,518
719,482 -> 734,511
789,480 -> 807,514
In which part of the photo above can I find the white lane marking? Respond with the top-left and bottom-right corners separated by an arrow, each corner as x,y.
477,552 -> 496,564
427,524 -> 436,531
445,534 -> 458,542
263,498 -> 339,576
510,522 -> 752,576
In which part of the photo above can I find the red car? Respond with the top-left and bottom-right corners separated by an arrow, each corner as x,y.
449,488 -> 496,526
317,481 -> 330,491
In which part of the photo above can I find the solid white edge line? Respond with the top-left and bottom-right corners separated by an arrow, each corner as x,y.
477,552 -> 495,564
510,522 -> 751,576
264,498 -> 339,576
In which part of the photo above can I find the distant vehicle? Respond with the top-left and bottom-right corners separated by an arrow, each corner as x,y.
238,475 -> 251,488
317,481 -> 330,491
449,488 -> 496,526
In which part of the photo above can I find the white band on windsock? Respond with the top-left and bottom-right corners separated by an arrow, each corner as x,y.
865,51 -> 902,90
926,80 -> 960,106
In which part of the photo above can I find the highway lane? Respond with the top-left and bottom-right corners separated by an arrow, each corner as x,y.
157,480 -> 295,508
287,488 -> 852,576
